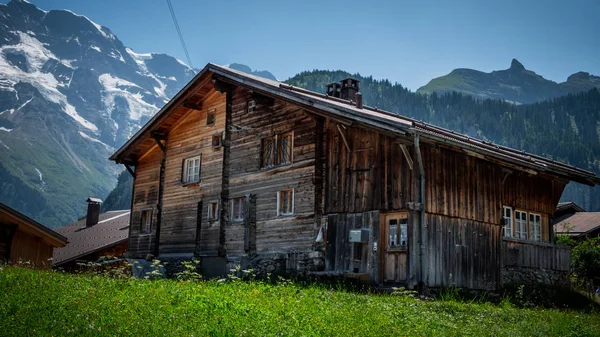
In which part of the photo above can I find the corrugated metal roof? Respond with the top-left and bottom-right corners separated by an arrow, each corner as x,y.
52,210 -> 130,266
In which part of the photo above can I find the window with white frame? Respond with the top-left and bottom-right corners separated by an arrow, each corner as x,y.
515,210 -> 528,239
530,213 -> 542,241
277,189 -> 294,216
208,201 -> 219,222
503,206 -> 513,237
231,197 -> 245,222
399,218 -> 408,248
247,100 -> 257,113
141,209 -> 152,234
182,155 -> 201,184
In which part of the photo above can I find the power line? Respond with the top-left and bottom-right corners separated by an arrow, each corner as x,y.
166,0 -> 194,70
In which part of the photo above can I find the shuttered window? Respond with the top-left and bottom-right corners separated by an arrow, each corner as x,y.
261,132 -> 293,168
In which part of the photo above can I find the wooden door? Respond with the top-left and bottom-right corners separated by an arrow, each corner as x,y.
381,212 -> 408,283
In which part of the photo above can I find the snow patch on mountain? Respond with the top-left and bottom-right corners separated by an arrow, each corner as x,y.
0,32 -> 97,131
0,127 -> 12,132
79,131 -> 114,150
90,45 -> 101,53
98,73 -> 159,121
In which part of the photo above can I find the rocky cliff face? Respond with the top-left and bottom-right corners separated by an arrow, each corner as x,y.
0,0 -> 196,227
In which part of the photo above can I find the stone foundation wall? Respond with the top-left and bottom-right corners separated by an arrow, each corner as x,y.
502,266 -> 570,287
236,251 -> 326,277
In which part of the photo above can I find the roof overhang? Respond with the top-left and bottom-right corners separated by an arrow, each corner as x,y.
109,63 -> 600,187
0,203 -> 67,247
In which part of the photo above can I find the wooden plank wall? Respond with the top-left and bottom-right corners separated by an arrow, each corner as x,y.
422,145 -> 503,225
325,211 -> 379,282
130,146 -> 163,257
227,88 -> 317,255
160,88 -> 226,255
502,240 -> 570,271
425,213 -> 501,290
325,125 -> 413,214
9,229 -> 54,269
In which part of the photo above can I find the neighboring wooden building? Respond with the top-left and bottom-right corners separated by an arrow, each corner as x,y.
53,198 -> 130,269
554,202 -> 600,239
0,202 -> 67,268
110,64 -> 600,289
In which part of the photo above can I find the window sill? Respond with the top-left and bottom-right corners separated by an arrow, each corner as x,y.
139,233 -> 153,237
386,248 -> 408,252
181,181 -> 201,188
278,214 -> 294,218
502,237 -> 552,247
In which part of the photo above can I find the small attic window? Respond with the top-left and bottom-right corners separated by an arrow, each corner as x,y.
247,100 -> 257,113
212,132 -> 222,148
207,109 -> 216,126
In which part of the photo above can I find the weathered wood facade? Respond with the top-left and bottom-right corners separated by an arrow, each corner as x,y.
111,64 -> 600,290
0,202 -> 67,268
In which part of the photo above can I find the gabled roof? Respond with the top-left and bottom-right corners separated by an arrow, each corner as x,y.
110,63 -> 600,187
556,202 -> 585,214
52,210 -> 130,266
0,202 -> 67,247
554,212 -> 600,236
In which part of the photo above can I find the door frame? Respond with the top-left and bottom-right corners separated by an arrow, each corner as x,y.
380,211 -> 409,283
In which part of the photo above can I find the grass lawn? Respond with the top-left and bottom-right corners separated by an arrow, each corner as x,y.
1,266 -> 600,336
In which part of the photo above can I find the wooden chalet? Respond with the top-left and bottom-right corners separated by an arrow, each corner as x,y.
110,64 -> 600,289
0,202 -> 67,268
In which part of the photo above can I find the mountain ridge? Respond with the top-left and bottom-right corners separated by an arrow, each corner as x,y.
417,58 -> 600,104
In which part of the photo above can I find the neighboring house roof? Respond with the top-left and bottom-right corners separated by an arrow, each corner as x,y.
0,202 -> 67,247
554,212 -> 600,236
109,63 -> 600,187
556,202 -> 585,214
52,210 -> 130,266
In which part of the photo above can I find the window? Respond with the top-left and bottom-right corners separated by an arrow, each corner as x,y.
207,108 -> 216,126
208,201 -> 219,222
399,218 -> 408,247
277,190 -> 294,216
389,219 -> 397,248
503,206 -> 513,237
247,100 -> 256,113
212,132 -> 222,147
141,209 -> 152,234
182,155 -> 201,184
530,213 -> 541,241
231,197 -> 245,222
515,210 -> 528,239
388,217 -> 408,248
261,137 -> 274,167
278,132 -> 293,165
261,132 -> 293,168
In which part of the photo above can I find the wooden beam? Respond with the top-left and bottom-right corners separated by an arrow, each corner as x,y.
181,100 -> 202,111
212,76 -> 234,93
151,133 -> 166,153
337,124 -> 351,152
399,144 -> 414,170
124,163 -> 136,178
251,92 -> 275,106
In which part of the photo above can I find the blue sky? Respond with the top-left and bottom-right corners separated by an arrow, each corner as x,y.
20,0 -> 600,90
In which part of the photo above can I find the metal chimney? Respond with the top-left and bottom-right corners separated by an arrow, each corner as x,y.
356,92 -> 363,109
85,197 -> 102,227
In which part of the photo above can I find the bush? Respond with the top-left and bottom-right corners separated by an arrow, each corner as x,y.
572,237 -> 600,292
